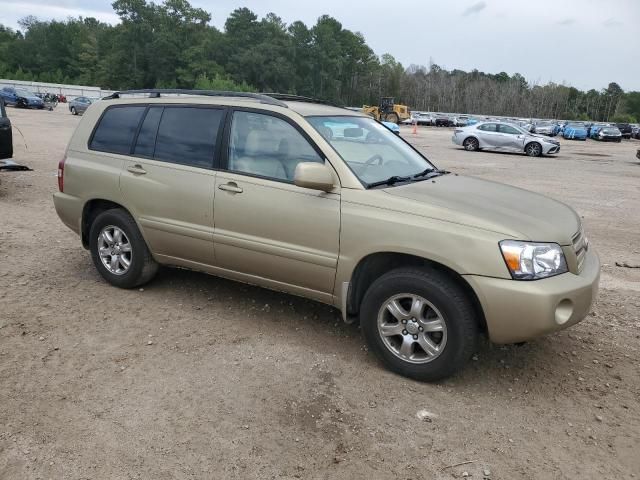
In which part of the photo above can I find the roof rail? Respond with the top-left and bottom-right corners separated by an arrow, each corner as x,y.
101,89 -> 288,108
263,93 -> 341,107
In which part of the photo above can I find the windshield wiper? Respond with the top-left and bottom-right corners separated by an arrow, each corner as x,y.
367,175 -> 411,188
412,168 -> 449,180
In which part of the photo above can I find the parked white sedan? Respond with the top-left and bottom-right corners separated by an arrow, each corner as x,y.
452,121 -> 560,157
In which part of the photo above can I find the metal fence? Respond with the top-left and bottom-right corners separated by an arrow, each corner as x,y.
0,79 -> 114,100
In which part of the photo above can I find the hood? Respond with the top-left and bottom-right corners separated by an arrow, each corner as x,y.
530,133 -> 558,142
382,175 -> 580,245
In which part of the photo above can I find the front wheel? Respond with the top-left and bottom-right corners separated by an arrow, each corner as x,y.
360,268 -> 478,381
383,112 -> 399,124
89,209 -> 158,288
463,137 -> 479,151
525,142 -> 542,157
70,106 -> 77,115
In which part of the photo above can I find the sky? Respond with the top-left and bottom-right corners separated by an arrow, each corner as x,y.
1,0 -> 639,91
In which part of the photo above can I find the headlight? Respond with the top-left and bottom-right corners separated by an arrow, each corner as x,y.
499,240 -> 568,280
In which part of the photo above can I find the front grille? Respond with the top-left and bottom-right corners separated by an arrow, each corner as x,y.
572,227 -> 588,273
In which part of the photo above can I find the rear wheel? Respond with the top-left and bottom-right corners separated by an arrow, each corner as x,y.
463,137 -> 479,151
360,268 -> 478,381
70,106 -> 77,115
525,142 -> 542,157
89,209 -> 158,288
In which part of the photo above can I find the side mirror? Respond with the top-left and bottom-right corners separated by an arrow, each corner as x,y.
294,162 -> 334,192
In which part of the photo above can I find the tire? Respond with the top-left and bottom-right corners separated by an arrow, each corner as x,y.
89,208 -> 158,288
463,137 -> 479,151
16,98 -> 27,109
70,106 -> 77,115
525,142 -> 542,157
360,267 -> 478,381
383,112 -> 399,124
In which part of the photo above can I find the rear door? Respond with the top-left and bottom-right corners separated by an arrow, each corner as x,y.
119,105 -> 226,266
0,98 -> 13,159
476,123 -> 500,149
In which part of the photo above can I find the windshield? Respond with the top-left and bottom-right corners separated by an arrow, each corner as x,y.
566,123 -> 585,128
15,89 -> 36,97
307,116 -> 435,186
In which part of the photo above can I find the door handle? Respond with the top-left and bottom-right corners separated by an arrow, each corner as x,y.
218,182 -> 243,194
127,164 -> 147,175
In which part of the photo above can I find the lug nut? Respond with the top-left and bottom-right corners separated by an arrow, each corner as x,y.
402,330 -> 407,335
418,326 -> 424,332
413,335 -> 418,340
401,319 -> 407,324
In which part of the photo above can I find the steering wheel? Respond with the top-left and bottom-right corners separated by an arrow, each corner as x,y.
364,154 -> 384,166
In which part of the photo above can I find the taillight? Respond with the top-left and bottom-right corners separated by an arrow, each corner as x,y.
57,156 -> 66,192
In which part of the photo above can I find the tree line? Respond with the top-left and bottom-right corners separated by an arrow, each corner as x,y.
0,0 -> 638,122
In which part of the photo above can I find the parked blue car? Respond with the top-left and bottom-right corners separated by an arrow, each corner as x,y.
589,123 -> 608,139
382,120 -> 400,135
562,122 -> 588,140
0,86 -> 44,109
553,123 -> 565,136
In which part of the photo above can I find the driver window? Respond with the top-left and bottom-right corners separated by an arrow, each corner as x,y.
228,111 -> 323,182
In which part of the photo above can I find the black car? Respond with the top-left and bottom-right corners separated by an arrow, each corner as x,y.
616,123 -> 632,139
435,114 -> 453,127
0,98 -> 12,160
594,126 -> 623,142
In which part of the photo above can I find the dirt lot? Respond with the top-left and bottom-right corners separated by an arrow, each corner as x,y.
1,107 -> 639,479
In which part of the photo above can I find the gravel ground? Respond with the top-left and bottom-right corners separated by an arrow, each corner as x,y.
1,107 -> 639,479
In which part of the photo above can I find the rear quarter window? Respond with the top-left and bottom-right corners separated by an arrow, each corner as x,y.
90,106 -> 146,154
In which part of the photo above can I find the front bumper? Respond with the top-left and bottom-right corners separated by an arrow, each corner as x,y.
542,143 -> 560,154
465,249 -> 600,344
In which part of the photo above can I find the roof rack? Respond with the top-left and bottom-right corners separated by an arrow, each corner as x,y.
101,89 -> 288,108
262,93 -> 341,107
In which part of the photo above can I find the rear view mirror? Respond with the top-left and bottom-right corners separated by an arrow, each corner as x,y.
294,162 -> 334,192
344,128 -> 363,138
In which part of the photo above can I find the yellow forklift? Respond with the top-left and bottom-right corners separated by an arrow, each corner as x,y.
363,97 -> 410,124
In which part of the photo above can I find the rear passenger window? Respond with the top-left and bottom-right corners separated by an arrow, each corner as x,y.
90,106 -> 146,154
134,107 -> 163,157
478,123 -> 497,132
154,107 -> 223,168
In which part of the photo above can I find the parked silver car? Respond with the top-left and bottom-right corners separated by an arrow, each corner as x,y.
532,121 -> 556,136
452,121 -> 560,157
69,96 -> 95,115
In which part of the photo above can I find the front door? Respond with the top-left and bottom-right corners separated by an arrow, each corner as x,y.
497,123 -> 526,152
119,105 -> 225,266
0,98 -> 13,159
213,109 -> 340,300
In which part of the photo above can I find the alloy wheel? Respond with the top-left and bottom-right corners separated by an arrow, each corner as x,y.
97,225 -> 133,275
526,143 -> 541,156
377,294 -> 448,364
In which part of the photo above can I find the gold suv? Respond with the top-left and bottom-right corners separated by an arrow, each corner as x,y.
53,90 -> 600,381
